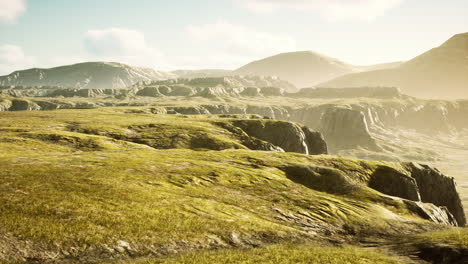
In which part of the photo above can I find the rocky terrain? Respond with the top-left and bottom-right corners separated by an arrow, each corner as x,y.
320,32 -> 468,99
1,73 -> 467,264
0,107 -> 467,264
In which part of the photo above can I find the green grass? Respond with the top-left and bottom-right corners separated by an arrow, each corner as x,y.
0,108 -> 452,263
413,228 -> 468,248
114,244 -> 402,264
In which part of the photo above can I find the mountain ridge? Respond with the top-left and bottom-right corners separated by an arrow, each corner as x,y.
319,32 -> 468,99
0,61 -> 176,89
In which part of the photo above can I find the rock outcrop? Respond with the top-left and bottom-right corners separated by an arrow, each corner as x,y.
404,162 -> 466,226
318,107 -> 380,151
301,127 -> 328,155
9,99 -> 41,111
231,120 -> 327,155
369,165 -> 421,201
366,163 -> 466,226
404,200 -> 458,226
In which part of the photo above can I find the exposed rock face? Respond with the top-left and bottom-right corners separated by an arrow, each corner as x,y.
301,127 -> 328,155
293,87 -> 401,98
0,99 -> 12,111
9,99 -> 41,111
404,162 -> 466,226
404,200 -> 458,226
369,166 -> 421,201
231,120 -> 308,154
398,104 -> 452,134
231,120 -> 327,155
318,108 -> 380,151
215,122 -> 284,152
366,163 -> 466,226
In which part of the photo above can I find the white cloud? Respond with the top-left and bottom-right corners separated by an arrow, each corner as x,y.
83,28 -> 167,69
237,0 -> 403,20
183,21 -> 296,69
0,44 -> 35,75
0,0 -> 26,23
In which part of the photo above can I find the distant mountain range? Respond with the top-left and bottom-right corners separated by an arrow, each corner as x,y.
320,33 -> 468,99
1,33 -> 466,98
0,62 -> 176,89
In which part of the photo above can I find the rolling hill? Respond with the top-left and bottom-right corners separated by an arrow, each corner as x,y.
234,51 -> 357,89
0,62 -> 175,89
320,33 -> 468,99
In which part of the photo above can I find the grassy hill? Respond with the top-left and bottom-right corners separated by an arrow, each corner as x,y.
0,107 -> 466,263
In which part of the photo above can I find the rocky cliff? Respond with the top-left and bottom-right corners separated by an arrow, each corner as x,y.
366,163 -> 465,226
230,119 -> 327,155
405,163 -> 466,226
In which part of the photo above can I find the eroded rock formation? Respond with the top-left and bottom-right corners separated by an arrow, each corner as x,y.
405,162 -> 466,226
231,120 -> 327,155
318,107 -> 380,151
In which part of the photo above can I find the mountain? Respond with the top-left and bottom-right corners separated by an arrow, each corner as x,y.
233,51 -> 358,89
0,62 -> 175,89
320,33 -> 468,99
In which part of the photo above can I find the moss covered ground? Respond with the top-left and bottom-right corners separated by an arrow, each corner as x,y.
0,108 -> 461,263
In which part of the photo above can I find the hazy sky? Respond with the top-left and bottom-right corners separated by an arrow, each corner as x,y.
0,0 -> 467,74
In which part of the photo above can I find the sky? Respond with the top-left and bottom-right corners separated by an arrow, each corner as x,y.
0,0 -> 467,74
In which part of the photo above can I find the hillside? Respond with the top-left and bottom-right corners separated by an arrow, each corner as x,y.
0,62 -> 175,89
0,107 -> 466,263
320,33 -> 468,99
234,51 -> 357,89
